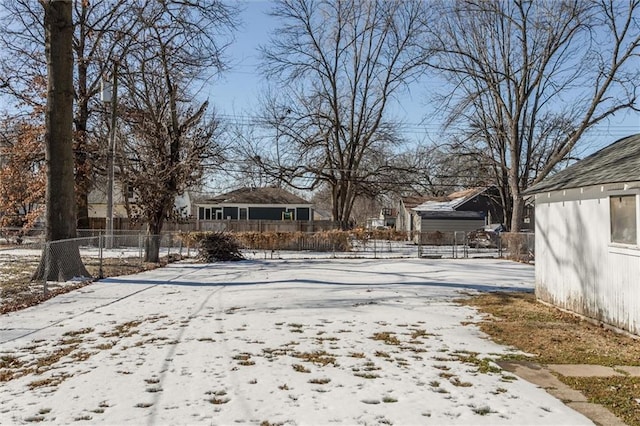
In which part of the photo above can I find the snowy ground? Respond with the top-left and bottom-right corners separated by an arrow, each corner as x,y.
0,258 -> 591,425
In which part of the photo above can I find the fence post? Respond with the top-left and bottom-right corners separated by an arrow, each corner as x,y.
373,237 -> 377,259
98,232 -> 104,279
453,232 -> 457,259
43,242 -> 50,295
452,233 -> 455,258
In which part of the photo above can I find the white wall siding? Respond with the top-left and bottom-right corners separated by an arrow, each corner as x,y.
535,186 -> 640,335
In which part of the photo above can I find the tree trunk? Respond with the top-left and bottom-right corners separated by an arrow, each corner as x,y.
33,0 -> 90,282
144,233 -> 162,263
144,214 -> 164,263
33,240 -> 90,281
510,195 -> 524,233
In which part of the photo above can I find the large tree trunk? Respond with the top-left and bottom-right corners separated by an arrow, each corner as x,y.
510,196 -> 525,233
33,0 -> 90,282
144,217 -> 164,263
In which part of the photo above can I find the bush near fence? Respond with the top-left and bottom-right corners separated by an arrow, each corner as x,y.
186,230 -> 352,252
418,231 -> 457,246
187,229 -> 412,253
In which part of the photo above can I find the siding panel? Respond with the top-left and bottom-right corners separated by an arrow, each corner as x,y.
535,188 -> 640,335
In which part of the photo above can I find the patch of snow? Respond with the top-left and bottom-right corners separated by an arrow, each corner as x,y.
0,258 -> 592,425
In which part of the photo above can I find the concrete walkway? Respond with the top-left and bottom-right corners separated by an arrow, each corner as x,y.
498,361 -> 640,426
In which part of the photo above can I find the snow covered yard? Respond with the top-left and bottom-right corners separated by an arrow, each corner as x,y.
0,258 -> 591,425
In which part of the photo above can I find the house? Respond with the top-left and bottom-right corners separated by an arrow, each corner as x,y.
524,134 -> 640,336
396,195 -> 435,235
193,186 -> 314,227
366,207 -> 397,229
397,187 -> 505,237
87,177 -> 191,228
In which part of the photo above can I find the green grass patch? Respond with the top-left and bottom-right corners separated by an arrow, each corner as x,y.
560,376 -> 640,426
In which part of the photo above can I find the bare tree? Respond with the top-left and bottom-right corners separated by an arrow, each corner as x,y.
387,143 -> 495,198
72,0 -> 137,228
33,0 -> 89,281
0,0 -> 138,228
116,0 -> 236,262
428,0 -> 640,230
259,0 -> 433,229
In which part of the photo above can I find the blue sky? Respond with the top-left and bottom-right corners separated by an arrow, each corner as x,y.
205,1 -> 640,157
205,1 -> 443,146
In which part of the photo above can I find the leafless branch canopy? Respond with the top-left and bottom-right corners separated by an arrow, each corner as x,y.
428,0 -> 640,229
258,0 -> 433,226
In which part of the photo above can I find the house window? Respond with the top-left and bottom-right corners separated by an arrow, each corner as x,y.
239,208 -> 248,220
126,184 -> 135,200
610,195 -> 637,245
198,207 -> 213,220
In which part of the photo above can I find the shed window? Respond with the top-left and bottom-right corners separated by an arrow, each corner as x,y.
610,195 -> 637,245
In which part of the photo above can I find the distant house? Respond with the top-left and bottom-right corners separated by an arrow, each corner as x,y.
193,186 -> 314,225
366,207 -> 397,229
87,177 -> 191,228
396,195 -> 433,235
524,134 -> 640,336
397,187 -> 505,238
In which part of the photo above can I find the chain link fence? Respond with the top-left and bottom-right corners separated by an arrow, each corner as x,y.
0,232 -> 191,310
1,228 -> 535,311
228,230 -> 535,261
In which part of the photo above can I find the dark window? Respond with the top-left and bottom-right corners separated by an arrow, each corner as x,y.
126,184 -> 135,200
296,207 -> 310,221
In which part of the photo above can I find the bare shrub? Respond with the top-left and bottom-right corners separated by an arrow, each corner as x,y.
196,232 -> 244,262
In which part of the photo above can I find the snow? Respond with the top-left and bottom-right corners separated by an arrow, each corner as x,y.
0,258 -> 592,425
413,196 -> 467,212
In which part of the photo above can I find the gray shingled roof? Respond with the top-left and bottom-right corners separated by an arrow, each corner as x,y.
197,187 -> 311,205
524,134 -> 640,194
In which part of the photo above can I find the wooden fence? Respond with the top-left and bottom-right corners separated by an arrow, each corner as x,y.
86,218 -> 340,233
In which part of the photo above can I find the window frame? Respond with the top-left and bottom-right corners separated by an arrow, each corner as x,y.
609,192 -> 639,247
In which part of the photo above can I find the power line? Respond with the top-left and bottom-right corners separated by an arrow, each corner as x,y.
213,112 -> 639,137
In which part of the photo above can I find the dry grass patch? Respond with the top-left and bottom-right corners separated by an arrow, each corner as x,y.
293,350 -> 337,366
233,352 -> 256,366
100,320 -> 143,339
461,291 -> 640,425
370,332 -> 401,345
28,373 -> 71,390
62,328 -> 94,337
461,292 -> 640,366
292,363 -> 311,373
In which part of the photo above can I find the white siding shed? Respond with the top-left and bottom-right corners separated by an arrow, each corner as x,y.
526,134 -> 640,336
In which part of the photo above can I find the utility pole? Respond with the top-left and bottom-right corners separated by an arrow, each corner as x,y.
104,62 -> 118,249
